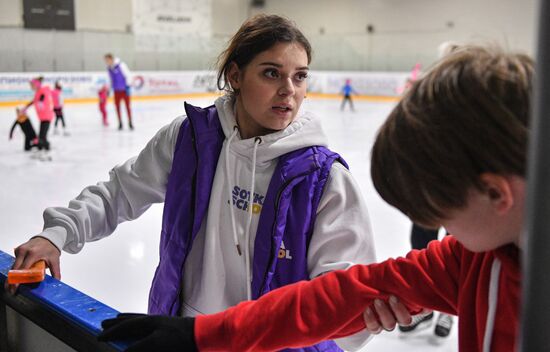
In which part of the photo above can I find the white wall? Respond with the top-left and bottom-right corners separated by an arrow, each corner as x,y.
75,0 -> 133,32
0,0 -> 22,26
0,0 -> 538,72
211,0 -> 248,36
254,0 -> 537,70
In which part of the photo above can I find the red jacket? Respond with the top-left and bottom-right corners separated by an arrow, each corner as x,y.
195,236 -> 520,352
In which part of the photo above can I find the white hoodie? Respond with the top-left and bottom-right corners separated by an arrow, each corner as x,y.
39,95 -> 376,351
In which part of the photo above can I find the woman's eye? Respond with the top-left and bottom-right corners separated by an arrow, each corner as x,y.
263,69 -> 279,78
295,72 -> 308,82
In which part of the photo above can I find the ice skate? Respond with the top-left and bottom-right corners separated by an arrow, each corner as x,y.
434,313 -> 453,338
30,149 -> 41,159
398,311 -> 434,334
38,150 -> 52,162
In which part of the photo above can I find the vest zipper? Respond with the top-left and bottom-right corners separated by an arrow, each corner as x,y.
257,169 -> 316,297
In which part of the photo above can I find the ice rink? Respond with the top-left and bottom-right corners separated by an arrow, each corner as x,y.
0,96 -> 457,351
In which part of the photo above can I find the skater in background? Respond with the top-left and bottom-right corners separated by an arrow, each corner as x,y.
9,108 -> 38,151
23,76 -> 54,160
396,63 -> 422,95
52,81 -> 69,136
340,78 -> 356,111
104,53 -> 133,130
98,45 -> 530,352
98,84 -> 109,126
9,14 -> 410,352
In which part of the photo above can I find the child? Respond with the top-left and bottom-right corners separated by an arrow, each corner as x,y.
9,15 -> 403,352
23,76 -> 54,161
99,45 -> 531,352
52,81 -> 69,136
340,79 -> 356,111
9,108 -> 38,151
98,84 -> 109,126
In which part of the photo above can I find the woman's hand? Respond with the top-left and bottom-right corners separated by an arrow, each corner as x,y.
5,236 -> 61,294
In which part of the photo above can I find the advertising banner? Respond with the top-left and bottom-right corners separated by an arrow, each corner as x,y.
0,70 -> 410,103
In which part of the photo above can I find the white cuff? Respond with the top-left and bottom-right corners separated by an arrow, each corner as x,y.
36,226 -> 68,253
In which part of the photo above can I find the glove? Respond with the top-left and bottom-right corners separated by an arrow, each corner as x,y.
98,313 -> 198,352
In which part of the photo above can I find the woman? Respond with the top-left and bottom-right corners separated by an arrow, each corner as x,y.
9,15 -> 407,351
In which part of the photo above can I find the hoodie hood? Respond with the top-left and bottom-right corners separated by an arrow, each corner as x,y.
214,95 -> 329,166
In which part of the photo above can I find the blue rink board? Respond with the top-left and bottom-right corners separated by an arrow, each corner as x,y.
0,250 -> 127,350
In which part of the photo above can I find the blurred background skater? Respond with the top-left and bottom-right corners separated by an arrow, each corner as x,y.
52,81 -> 69,136
98,84 -> 109,126
398,224 -> 454,340
340,78 -> 356,111
23,76 -> 54,161
409,63 -> 422,81
9,108 -> 38,152
396,63 -> 422,95
104,53 -> 133,130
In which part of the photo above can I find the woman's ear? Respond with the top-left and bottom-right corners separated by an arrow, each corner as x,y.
479,173 -> 514,214
227,62 -> 241,91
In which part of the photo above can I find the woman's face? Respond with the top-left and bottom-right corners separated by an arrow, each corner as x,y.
229,41 -> 309,139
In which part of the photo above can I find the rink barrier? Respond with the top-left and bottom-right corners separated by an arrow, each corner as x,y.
0,92 -> 399,108
0,250 -> 127,351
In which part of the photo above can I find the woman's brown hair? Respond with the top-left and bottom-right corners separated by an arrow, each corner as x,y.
216,14 -> 312,95
371,45 -> 534,226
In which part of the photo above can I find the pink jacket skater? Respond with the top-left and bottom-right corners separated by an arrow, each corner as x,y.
30,78 -> 54,122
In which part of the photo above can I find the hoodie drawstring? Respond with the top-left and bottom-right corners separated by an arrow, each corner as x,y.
225,126 -> 241,255
244,137 -> 261,300
225,125 -> 261,300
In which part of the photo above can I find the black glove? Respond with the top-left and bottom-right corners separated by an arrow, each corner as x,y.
98,313 -> 198,352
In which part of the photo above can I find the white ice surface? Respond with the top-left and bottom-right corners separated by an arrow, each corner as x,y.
0,97 -> 457,351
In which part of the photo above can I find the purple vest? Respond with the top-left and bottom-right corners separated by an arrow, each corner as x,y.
149,102 -> 347,352
107,62 -> 127,91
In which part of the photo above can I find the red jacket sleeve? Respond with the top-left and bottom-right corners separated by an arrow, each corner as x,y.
195,236 -> 463,351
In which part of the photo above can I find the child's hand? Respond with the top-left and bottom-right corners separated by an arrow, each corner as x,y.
5,237 -> 61,294
363,296 -> 412,334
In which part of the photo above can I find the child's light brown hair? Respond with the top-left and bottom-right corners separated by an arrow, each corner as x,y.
371,45 -> 534,227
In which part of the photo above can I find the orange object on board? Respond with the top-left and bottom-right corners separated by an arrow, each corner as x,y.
7,260 -> 46,284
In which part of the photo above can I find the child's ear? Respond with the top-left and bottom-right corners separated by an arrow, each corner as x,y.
479,173 -> 514,214
227,62 -> 241,90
